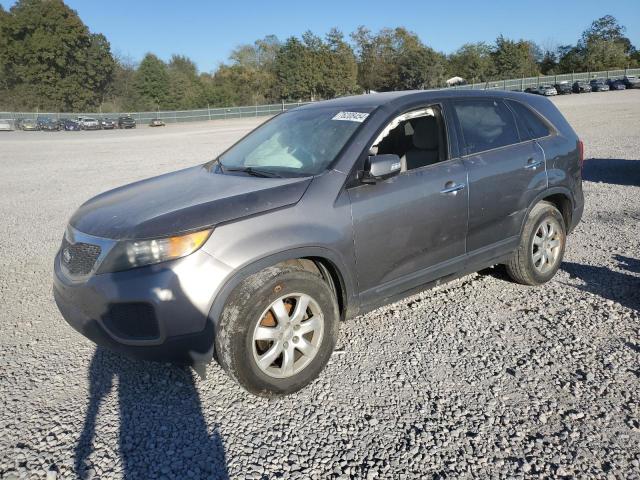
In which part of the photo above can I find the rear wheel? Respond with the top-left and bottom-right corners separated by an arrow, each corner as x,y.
505,201 -> 566,285
215,262 -> 339,396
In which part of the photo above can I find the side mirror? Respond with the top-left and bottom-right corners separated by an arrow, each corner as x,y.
361,154 -> 402,183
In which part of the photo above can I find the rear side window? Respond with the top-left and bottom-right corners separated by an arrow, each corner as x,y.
453,99 -> 520,155
506,100 -> 551,140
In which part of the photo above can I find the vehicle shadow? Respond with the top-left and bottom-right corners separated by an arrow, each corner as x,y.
562,256 -> 640,312
74,347 -> 229,479
582,158 -> 640,186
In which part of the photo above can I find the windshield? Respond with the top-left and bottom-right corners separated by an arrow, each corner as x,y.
219,107 -> 371,176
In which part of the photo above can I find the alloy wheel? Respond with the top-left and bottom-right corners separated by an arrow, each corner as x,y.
531,218 -> 562,273
252,293 -> 324,379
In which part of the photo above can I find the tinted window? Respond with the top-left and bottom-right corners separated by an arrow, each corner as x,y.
453,99 -> 520,155
507,100 -> 550,140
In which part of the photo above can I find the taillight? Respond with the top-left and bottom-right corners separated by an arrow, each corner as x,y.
578,139 -> 584,172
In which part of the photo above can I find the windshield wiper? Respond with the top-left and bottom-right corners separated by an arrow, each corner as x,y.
222,166 -> 283,178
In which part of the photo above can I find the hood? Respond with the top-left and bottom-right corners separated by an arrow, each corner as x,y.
70,165 -> 312,240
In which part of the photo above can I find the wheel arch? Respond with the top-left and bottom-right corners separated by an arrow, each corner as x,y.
206,247 -> 357,358
521,187 -> 574,236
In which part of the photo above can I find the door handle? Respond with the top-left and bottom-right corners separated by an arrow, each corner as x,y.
524,157 -> 544,169
440,182 -> 466,194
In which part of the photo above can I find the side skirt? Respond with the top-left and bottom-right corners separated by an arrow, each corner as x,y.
357,237 -> 517,316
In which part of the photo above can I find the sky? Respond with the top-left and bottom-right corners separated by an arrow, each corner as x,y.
1,0 -> 639,73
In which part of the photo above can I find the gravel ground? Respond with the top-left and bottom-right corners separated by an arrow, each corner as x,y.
0,91 -> 639,479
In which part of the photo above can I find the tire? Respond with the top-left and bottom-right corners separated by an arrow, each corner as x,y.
215,262 -> 339,396
505,201 -> 566,286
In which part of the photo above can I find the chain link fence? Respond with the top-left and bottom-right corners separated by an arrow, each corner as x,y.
449,68 -> 640,91
2,68 -> 639,126
0,101 -> 311,125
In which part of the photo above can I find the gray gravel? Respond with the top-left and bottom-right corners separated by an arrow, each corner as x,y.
1,91 -> 639,479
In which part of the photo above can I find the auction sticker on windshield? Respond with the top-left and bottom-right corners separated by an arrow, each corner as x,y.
332,111 -> 369,122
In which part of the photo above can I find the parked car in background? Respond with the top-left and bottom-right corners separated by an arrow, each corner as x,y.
61,119 -> 82,131
589,79 -> 610,92
100,118 -> 117,129
149,118 -> 166,127
0,119 -> 14,131
572,81 -> 592,93
20,119 -> 39,131
525,85 -> 557,96
553,82 -> 572,95
80,117 -> 101,130
54,90 -> 585,395
606,79 -> 626,90
118,115 -> 136,129
38,117 -> 61,131
622,75 -> 640,89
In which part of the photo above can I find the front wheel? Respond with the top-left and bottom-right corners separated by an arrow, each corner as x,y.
505,201 -> 566,285
215,262 -> 339,396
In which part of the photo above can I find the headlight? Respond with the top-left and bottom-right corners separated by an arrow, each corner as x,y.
98,229 -> 212,273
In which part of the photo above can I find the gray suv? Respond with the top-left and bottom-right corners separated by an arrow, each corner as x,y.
54,90 -> 584,395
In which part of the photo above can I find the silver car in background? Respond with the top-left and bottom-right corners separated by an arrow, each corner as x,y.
0,119 -> 14,131
80,117 -> 101,130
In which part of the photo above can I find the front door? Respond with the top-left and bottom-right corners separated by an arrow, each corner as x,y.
348,159 -> 468,305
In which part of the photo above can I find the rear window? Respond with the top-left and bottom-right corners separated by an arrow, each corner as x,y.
506,100 -> 551,140
453,99 -> 520,155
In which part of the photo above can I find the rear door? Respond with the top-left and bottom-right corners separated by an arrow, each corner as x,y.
452,98 -> 547,254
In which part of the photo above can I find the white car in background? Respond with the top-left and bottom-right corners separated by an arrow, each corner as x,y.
0,119 -> 14,131
79,117 -> 101,130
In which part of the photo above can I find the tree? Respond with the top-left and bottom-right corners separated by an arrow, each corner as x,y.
351,27 -> 444,91
350,26 -> 379,93
133,53 -> 170,110
227,35 -> 281,103
582,15 -> 626,44
583,38 -> 627,71
204,64 -> 264,106
447,42 -> 495,83
322,28 -> 358,97
391,28 -> 446,90
274,35 -> 318,100
0,5 -> 9,93
580,16 -> 632,70
554,16 -> 637,73
539,51 -> 557,75
166,54 -> 205,109
491,35 -> 539,78
0,0 -> 114,111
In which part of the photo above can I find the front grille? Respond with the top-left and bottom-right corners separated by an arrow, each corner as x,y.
103,303 -> 159,340
60,237 -> 101,276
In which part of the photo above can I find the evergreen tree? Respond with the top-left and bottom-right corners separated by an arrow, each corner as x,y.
133,54 -> 170,110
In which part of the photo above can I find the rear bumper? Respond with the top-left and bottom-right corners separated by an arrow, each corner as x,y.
53,246 -> 233,364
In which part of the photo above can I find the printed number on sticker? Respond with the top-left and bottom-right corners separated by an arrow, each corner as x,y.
332,111 -> 369,122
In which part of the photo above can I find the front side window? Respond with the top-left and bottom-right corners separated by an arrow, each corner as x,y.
507,100 -> 551,140
219,107 -> 371,177
370,105 -> 448,171
453,99 -> 520,155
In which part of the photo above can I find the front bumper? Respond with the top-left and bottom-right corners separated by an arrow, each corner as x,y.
53,240 -> 233,364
